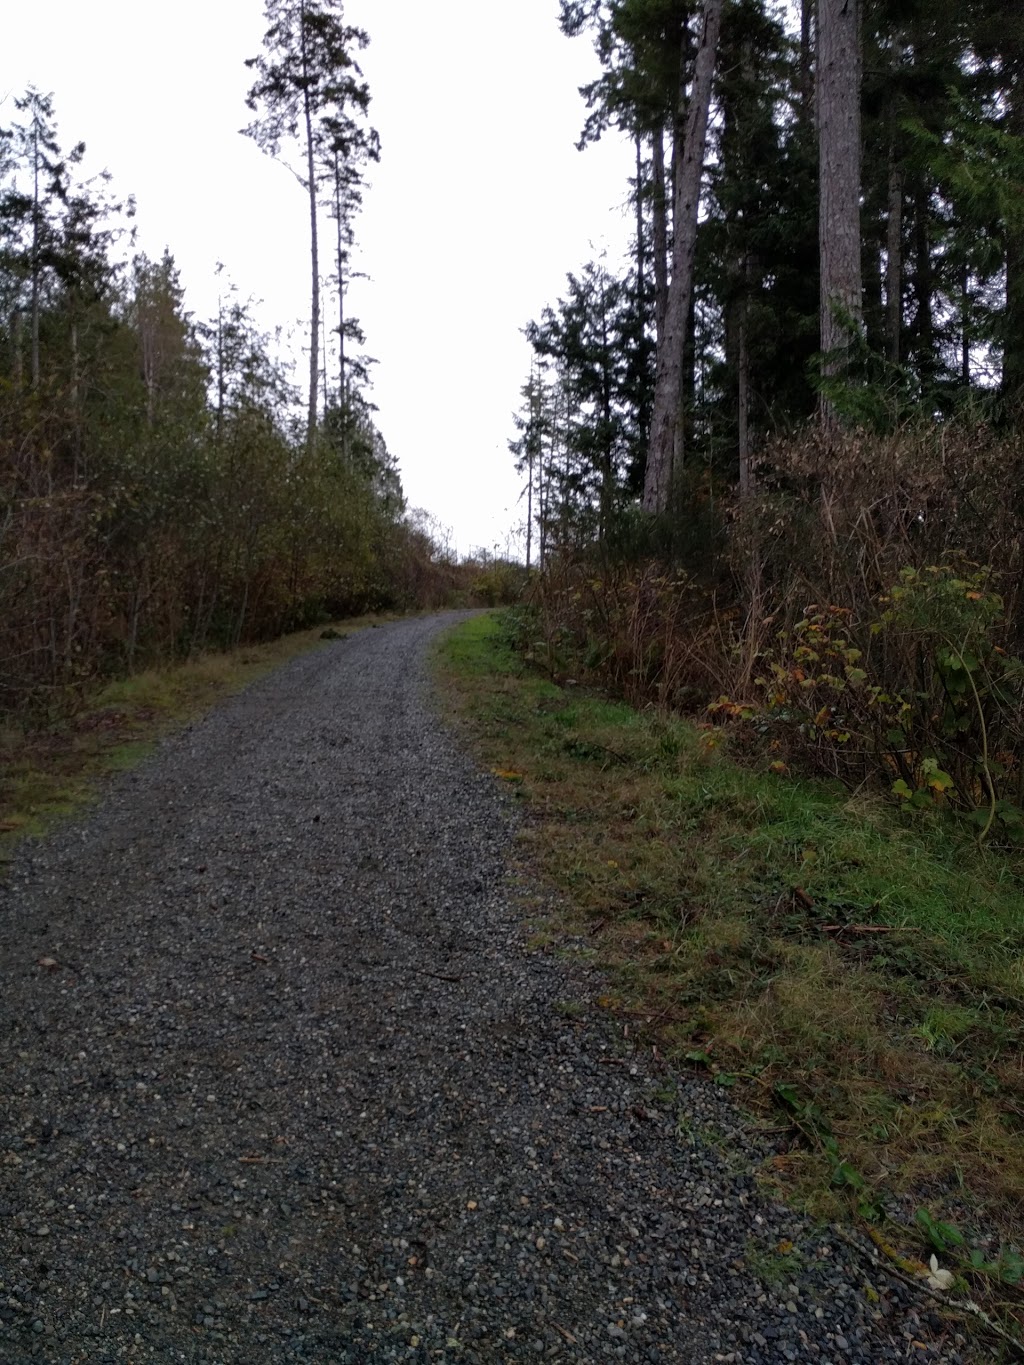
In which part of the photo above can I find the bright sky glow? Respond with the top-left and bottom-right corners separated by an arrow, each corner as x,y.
3,1 -> 635,557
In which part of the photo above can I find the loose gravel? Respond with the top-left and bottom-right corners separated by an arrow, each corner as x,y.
0,613 -> 980,1363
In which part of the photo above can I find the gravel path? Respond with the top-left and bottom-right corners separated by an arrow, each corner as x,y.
0,614 -> 978,1364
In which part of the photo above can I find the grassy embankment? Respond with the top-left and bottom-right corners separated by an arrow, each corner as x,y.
437,610 -> 1024,1324
0,613 -> 399,861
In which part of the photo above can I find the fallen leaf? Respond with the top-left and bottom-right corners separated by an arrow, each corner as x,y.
37,956 -> 58,970
925,1254 -> 954,1291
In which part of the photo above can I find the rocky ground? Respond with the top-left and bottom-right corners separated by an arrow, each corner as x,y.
0,614 -> 981,1362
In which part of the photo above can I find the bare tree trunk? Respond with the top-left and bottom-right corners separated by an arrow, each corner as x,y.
538,425 -> 547,572
599,298 -> 613,542
913,183 -> 934,385
525,440 -> 534,573
961,262 -> 971,388
738,258 -> 752,498
139,284 -> 157,427
322,312 -> 329,411
886,148 -> 903,363
12,309 -> 24,389
1006,235 -> 1024,409
817,0 -> 862,423
1004,79 -> 1024,410
651,128 -> 669,349
634,135 -> 645,305
216,295 -> 226,449
800,0 -> 815,121
70,317 -> 82,481
333,149 -> 349,464
30,123 -> 41,391
301,2 -> 319,459
643,0 -> 723,515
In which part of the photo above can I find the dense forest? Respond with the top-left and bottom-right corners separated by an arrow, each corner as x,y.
512,0 -> 1024,831
0,1 -> 477,721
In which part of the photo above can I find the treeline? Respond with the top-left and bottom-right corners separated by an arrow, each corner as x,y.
512,0 -> 1024,831
0,5 -> 460,720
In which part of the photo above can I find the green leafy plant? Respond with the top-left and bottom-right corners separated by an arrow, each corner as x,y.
915,1207 -> 965,1255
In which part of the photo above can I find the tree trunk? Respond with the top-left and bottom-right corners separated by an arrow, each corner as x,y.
301,3 -> 320,459
863,224 -> 883,351
817,0 -> 862,422
334,148 -> 349,463
1004,78 -> 1024,411
738,257 -> 752,497
70,317 -> 82,481
600,300 -> 613,542
912,183 -> 934,385
652,127 -> 669,348
643,0 -> 723,515
30,120 -> 41,392
886,148 -> 903,363
12,309 -> 24,389
215,296 -> 225,449
961,261 -> 971,388
634,135 -> 645,305
800,0 -> 815,122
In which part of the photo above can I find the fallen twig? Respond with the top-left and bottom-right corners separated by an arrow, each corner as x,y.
833,1225 -> 1024,1360
412,967 -> 463,983
821,924 -> 920,935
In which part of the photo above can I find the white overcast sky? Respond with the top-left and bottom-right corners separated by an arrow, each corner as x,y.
2,1 -> 635,557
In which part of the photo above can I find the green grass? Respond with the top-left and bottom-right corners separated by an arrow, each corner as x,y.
0,612 -> 400,858
437,610 -> 1024,1336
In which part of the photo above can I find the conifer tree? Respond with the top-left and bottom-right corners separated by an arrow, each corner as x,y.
243,0 -> 375,457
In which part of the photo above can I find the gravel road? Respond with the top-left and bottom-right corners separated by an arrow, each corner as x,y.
0,613 -> 979,1363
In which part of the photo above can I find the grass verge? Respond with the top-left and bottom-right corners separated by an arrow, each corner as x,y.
437,610 -> 1024,1337
0,613 -> 397,861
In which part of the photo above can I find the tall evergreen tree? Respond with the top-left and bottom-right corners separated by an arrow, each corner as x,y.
243,0 -> 376,457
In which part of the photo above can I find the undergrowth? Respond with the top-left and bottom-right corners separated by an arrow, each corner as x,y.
438,610 -> 1024,1344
